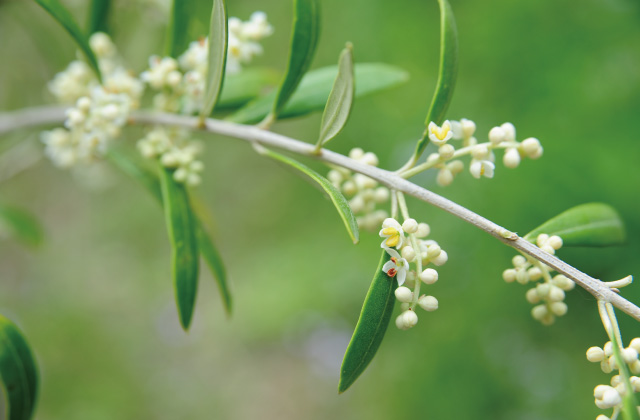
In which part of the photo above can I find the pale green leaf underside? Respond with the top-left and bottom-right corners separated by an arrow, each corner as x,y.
413,0 -> 458,159
106,150 -> 231,315
159,167 -> 200,330
0,315 -> 38,420
200,0 -> 227,119
228,63 -> 409,124
260,148 -> 359,244
34,0 -> 102,81
339,251 -> 395,393
271,0 -> 320,119
317,44 -> 355,147
0,205 -> 44,248
524,203 -> 625,247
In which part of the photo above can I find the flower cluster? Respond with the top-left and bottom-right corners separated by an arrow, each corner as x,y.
42,33 -> 143,168
586,338 -> 640,419
378,217 -> 446,330
423,119 -> 543,186
327,148 -> 390,231
503,234 -> 573,325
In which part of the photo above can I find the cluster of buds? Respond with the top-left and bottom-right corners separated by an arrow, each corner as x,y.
141,12 -> 273,115
503,234 -> 573,325
422,119 -> 543,187
327,148 -> 390,231
42,33 -> 143,168
137,127 -> 204,186
378,217 -> 446,330
586,338 -> 640,419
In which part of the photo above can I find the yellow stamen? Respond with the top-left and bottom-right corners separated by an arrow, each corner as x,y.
431,124 -> 450,141
385,235 -> 399,247
381,227 -> 398,236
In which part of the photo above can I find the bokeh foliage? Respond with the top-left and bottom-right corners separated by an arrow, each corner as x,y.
0,0 -> 639,419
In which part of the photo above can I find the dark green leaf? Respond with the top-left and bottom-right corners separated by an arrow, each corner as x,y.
524,203 -> 625,247
34,0 -> 102,81
339,251 -> 395,393
166,0 -> 209,58
413,0 -> 458,160
269,0 -> 320,120
217,67 -> 280,111
159,167 -> 200,330
107,149 -> 231,315
0,314 -> 39,420
259,147 -> 359,244
228,63 -> 409,124
316,43 -> 355,148
87,0 -> 111,34
0,205 -> 44,248
196,226 -> 232,315
200,0 -> 227,120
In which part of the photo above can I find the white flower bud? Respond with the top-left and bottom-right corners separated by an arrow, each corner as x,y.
101,104 -> 120,120
353,174 -> 377,189
418,295 -> 438,311
161,153 -> 179,167
488,126 -> 505,144
527,267 -> 542,281
601,388 -> 622,407
541,245 -> 555,255
173,168 -> 188,182
595,415 -> 611,420
76,97 -> 92,112
396,310 -> 418,330
631,376 -> 640,392
631,338 -> 640,353
604,341 -> 613,357
630,360 -> 640,375
420,268 -> 438,284
547,235 -> 563,250
472,144 -> 490,160
186,173 -> 201,186
515,269 -> 529,285
360,152 -> 379,166
374,187 -> 389,203
448,160 -> 464,174
526,287 -> 541,304
401,246 -> 416,262
536,283 -> 550,297
536,234 -> 549,247
348,147 -> 364,160
601,359 -> 613,374
461,118 -> 476,138
622,348 -> 639,364
503,268 -> 516,283
611,375 -> 622,387
402,218 -> 418,234
521,138 -> 541,157
587,347 -> 605,362
416,223 -> 431,238
327,170 -> 343,184
512,255 -> 527,267
166,70 -> 183,87
500,122 -> 516,142
426,153 -> 440,164
432,250 -> 448,266
426,244 -> 441,259
594,384 -> 610,399
438,144 -> 455,159
531,304 -> 548,320
503,148 -> 521,168
342,180 -> 356,196
548,286 -> 565,302
395,286 -> 413,303
552,274 -> 574,290
550,301 -> 568,316
436,168 -> 454,187
349,195 -> 365,213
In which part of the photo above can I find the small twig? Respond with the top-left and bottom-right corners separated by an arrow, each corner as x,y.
1,106 -> 638,321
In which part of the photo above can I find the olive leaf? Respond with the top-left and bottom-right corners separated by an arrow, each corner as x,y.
87,0 -> 111,34
524,203 -> 625,247
166,0 -> 208,58
316,43 -> 355,149
34,0 -> 102,81
0,204 -> 44,248
339,251 -> 395,393
0,314 -> 39,420
200,0 -> 227,121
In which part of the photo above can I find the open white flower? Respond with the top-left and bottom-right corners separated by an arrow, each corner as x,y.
382,247 -> 409,286
379,218 -> 404,249
470,159 -> 495,179
428,121 -> 453,145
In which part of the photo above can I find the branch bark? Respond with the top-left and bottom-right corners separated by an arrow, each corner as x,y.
1,105 -> 638,321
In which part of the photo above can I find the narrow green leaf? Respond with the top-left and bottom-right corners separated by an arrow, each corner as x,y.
34,0 -> 102,81
107,150 -> 231,315
0,205 -> 44,248
87,0 -> 111,35
259,147 -> 359,244
196,226 -> 232,315
0,314 -> 39,420
228,63 -> 409,124
524,203 -> 625,247
200,0 -> 227,121
339,251 -> 395,393
269,0 -> 320,120
316,43 -> 355,148
166,0 -> 207,58
217,67 -> 280,111
159,167 -> 200,330
609,327 -> 640,420
412,0 -> 458,160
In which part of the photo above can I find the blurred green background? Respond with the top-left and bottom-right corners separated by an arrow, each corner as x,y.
1,0 -> 640,419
